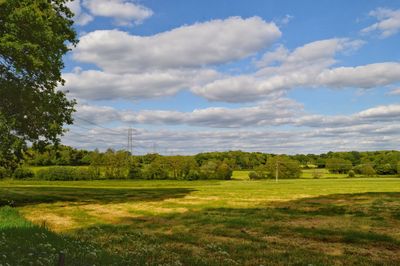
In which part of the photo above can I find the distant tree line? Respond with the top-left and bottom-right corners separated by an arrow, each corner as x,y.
0,145 -> 399,180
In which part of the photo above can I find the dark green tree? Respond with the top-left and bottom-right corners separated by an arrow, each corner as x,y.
0,0 -> 77,170
325,158 -> 352,174
265,156 -> 301,179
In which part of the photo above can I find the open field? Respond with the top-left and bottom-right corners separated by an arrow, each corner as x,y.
232,169 -> 396,180
1,178 -> 400,265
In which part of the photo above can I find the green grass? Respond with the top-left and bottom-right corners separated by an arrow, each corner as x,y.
233,169 -> 395,180
301,168 -> 347,178
231,170 -> 251,180
1,178 -> 400,265
27,165 -> 90,174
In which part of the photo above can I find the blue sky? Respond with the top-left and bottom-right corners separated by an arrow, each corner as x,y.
62,0 -> 400,154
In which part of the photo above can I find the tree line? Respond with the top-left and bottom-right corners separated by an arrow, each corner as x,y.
0,145 -> 398,180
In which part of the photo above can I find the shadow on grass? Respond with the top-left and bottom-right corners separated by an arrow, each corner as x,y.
2,191 -> 400,265
273,191 -> 400,218
69,192 -> 400,265
0,187 -> 195,207
0,206 -> 125,266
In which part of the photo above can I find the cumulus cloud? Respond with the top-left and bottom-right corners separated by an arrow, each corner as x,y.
72,17 -> 281,72
64,69 -> 220,100
293,104 -> 400,128
74,98 -> 303,128
316,62 -> 400,88
65,100 -> 400,154
66,0 -> 93,26
357,104 -> 400,120
193,39 -> 400,102
63,123 -> 400,155
74,99 -> 400,132
361,8 -> 400,38
82,0 -> 153,26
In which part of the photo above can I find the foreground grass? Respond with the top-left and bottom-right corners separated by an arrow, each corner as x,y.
1,178 -> 400,265
0,207 -> 126,265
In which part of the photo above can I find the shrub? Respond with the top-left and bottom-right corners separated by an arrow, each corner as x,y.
216,162 -> 232,180
398,162 -> 400,176
248,166 -> 268,180
375,163 -> 396,175
0,167 -> 11,179
348,170 -> 355,178
12,168 -> 34,179
353,164 -> 376,176
36,167 -> 97,181
185,170 -> 200,180
312,170 -> 323,179
128,163 -> 142,179
249,171 -> 262,180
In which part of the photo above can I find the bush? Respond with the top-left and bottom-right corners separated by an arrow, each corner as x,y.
36,167 -> 97,181
185,170 -> 200,180
0,167 -> 11,179
216,162 -> 232,180
312,170 -> 323,179
12,168 -> 34,179
353,164 -> 376,176
348,170 -> 355,178
249,171 -> 263,180
375,163 -> 396,175
128,163 -> 142,179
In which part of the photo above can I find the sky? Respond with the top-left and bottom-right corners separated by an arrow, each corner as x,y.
61,0 -> 400,155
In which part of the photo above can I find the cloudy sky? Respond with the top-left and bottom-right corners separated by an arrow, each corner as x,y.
61,0 -> 400,155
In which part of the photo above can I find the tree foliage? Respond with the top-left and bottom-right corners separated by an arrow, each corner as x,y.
265,156 -> 301,179
325,158 -> 352,174
0,0 -> 77,170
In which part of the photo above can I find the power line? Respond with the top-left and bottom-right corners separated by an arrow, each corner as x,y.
74,116 -> 128,135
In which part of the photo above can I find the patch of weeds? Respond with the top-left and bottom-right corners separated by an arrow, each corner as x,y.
293,227 -> 399,246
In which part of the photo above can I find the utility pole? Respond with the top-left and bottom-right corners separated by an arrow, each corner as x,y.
275,160 -> 279,182
127,127 -> 133,155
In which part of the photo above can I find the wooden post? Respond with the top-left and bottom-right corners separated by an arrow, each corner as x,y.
275,160 -> 279,182
58,252 -> 65,266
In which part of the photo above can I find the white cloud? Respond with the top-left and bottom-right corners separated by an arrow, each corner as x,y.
293,104 -> 400,128
279,14 -> 294,25
74,98 -> 302,128
193,39 -> 400,103
357,104 -> 400,120
64,101 -> 400,154
72,17 -> 281,72
74,99 -> 400,132
64,69 -> 220,100
83,0 -> 153,26
361,8 -> 400,38
63,123 -> 400,154
193,39 -> 356,102
387,87 -> 400,95
317,62 -> 400,88
66,0 -> 93,26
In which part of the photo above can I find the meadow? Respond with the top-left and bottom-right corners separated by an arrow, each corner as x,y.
1,177 -> 400,265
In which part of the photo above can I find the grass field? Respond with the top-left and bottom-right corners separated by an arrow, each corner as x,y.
233,169 -> 390,180
1,178 -> 400,265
